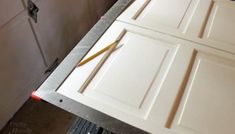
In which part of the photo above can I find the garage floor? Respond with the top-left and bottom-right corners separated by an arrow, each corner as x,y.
0,99 -> 76,134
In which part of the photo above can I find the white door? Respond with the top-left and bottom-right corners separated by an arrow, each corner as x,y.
118,0 -> 235,37
117,0 -> 235,52
117,0 -> 214,36
57,21 -> 235,133
57,21 -> 192,133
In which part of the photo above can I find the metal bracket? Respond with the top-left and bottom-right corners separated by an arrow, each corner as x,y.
27,0 -> 39,23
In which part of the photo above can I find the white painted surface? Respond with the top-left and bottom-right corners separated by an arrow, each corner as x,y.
35,0 -> 235,133
203,1 -> 235,46
61,0 -> 235,132
57,22 -> 186,133
58,22 -> 235,133
171,52 -> 235,134
117,0 -> 213,35
86,32 -> 171,109
117,0 -> 235,54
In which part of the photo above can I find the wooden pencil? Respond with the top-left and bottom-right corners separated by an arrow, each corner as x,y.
77,40 -> 119,67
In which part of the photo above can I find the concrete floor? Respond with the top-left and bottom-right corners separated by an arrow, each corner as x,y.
0,99 -> 76,134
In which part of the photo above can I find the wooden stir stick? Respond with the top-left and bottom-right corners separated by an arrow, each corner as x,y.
77,40 -> 120,67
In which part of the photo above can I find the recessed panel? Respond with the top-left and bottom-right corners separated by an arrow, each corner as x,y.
57,22 -> 196,133
58,30 -> 178,118
171,52 -> 235,134
203,2 -> 235,46
135,0 -> 192,28
118,0 -> 213,35
85,32 -> 171,110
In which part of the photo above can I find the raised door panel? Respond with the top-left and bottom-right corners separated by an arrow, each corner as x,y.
32,0 -> 93,65
0,0 -> 25,27
117,0 -> 213,36
57,22 -> 235,133
57,22 -> 195,133
83,32 -> 176,118
166,50 -> 235,134
202,1 -> 235,49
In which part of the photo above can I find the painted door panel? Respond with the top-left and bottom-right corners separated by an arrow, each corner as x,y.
169,52 -> 235,134
58,22 -> 235,134
117,0 -> 213,35
202,1 -> 235,47
117,0 -> 235,54
57,22 -> 194,133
